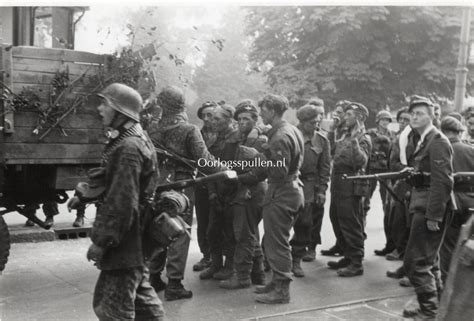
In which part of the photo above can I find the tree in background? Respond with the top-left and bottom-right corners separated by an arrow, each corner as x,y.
246,6 -> 474,117
192,7 -> 270,122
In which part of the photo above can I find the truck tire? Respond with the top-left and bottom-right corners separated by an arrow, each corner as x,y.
0,215 -> 10,272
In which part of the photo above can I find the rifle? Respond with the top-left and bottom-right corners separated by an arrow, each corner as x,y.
342,170 -> 417,181
155,170 -> 237,193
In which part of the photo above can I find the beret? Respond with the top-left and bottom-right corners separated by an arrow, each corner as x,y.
297,104 -> 323,122
335,100 -> 352,109
376,110 -> 392,123
157,86 -> 186,114
234,100 -> 258,120
308,97 -> 324,107
446,112 -> 463,122
197,101 -> 217,119
344,102 -> 369,118
214,103 -> 235,119
441,116 -> 465,133
408,95 -> 433,112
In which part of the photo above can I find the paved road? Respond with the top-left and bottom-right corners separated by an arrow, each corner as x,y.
1,187 -> 413,320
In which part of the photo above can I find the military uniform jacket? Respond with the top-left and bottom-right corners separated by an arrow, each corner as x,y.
239,120 -> 304,210
298,128 -> 331,203
91,124 -> 158,270
449,136 -> 474,215
366,127 -> 394,173
332,128 -> 372,175
406,127 -> 453,222
240,127 -> 268,153
148,118 -> 219,180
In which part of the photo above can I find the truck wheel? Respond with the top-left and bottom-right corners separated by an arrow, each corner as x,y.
0,215 -> 10,272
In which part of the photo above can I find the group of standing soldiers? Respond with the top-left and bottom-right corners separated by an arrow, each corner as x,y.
68,82 -> 474,321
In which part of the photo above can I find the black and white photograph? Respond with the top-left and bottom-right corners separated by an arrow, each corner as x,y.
0,1 -> 473,320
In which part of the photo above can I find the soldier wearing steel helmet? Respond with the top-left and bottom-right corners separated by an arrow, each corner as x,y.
146,86 -> 222,301
327,102 -> 372,277
365,110 -> 396,258
68,83 -> 164,320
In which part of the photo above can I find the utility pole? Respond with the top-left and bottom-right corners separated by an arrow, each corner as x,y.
454,7 -> 471,112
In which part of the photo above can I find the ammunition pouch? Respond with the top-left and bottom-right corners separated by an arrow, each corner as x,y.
147,212 -> 187,247
407,173 -> 431,188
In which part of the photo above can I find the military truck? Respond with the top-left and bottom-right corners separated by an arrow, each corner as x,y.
0,7 -> 107,272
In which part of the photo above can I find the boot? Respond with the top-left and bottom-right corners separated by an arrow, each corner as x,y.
219,273 -> 251,290
200,253 -> 223,280
150,273 -> 167,293
403,292 -> 438,320
292,258 -> 305,278
386,265 -> 405,279
302,247 -> 316,262
72,214 -> 84,227
263,256 -> 271,272
254,279 -> 275,294
164,279 -> 193,301
321,244 -> 342,256
255,279 -> 290,304
213,256 -> 233,280
193,255 -> 211,272
250,256 -> 266,285
386,249 -> 402,261
337,263 -> 363,277
44,215 -> 54,228
399,276 -> 412,287
24,219 -> 35,227
327,257 -> 351,270
374,246 -> 394,256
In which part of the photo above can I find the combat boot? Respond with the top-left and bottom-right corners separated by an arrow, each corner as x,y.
200,253 -> 223,280
72,214 -> 84,227
193,255 -> 211,272
24,219 -> 35,227
255,279 -> 290,304
164,279 -> 193,301
44,215 -> 54,228
321,244 -> 342,256
250,256 -> 266,285
150,273 -> 167,293
337,263 -> 363,277
327,257 -> 350,270
213,256 -> 233,280
219,273 -> 251,290
291,258 -> 305,278
403,292 -> 438,320
386,265 -> 405,279
399,276 -> 412,287
254,279 -> 275,294
302,248 -> 316,262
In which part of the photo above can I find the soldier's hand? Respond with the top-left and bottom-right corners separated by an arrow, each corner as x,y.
459,239 -> 474,267
315,193 -> 326,206
426,219 -> 440,232
400,167 -> 415,174
67,196 -> 82,212
87,244 -> 104,264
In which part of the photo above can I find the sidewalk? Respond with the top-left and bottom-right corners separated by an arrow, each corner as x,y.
249,295 -> 412,320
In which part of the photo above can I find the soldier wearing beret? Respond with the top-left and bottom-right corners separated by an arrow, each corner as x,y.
200,104 -> 240,281
289,104 -> 331,276
401,96 -> 453,319
238,94 -> 304,304
321,99 -> 351,257
147,86 -> 221,301
439,116 -> 474,284
365,110 -> 396,258
193,101 -> 219,272
327,102 -> 372,277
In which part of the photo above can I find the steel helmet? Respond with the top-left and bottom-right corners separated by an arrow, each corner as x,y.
376,110 -> 392,123
97,83 -> 143,122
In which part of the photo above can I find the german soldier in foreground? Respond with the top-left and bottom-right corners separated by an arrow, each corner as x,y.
401,96 -> 453,320
238,94 -> 304,304
290,104 -> 330,276
68,83 -> 164,320
327,102 -> 372,277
